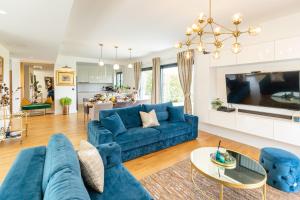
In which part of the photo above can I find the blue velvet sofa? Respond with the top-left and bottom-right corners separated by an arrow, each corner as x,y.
0,134 -> 153,200
88,102 -> 199,161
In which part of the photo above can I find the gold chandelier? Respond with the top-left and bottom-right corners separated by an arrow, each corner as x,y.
175,0 -> 261,59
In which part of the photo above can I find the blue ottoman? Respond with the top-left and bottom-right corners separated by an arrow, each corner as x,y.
259,147 -> 300,193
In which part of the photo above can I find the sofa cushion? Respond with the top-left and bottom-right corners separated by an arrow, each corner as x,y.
78,140 -> 104,193
168,106 -> 185,122
87,165 -> 153,200
115,127 -> 161,151
143,102 -> 173,121
100,105 -> 143,128
0,146 -> 46,200
153,121 -> 192,140
140,110 -> 160,128
101,113 -> 127,137
42,134 -> 82,192
43,168 -> 91,200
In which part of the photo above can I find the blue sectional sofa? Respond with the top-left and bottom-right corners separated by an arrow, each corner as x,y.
0,134 -> 153,200
88,102 -> 199,161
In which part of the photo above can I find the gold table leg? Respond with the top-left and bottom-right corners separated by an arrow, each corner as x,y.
262,183 -> 267,200
220,184 -> 223,200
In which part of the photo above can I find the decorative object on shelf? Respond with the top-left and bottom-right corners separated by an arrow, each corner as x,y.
113,46 -> 120,70
98,43 -> 105,66
128,48 -> 133,69
0,83 -> 27,143
0,83 -> 10,107
175,0 -> 261,59
210,140 -> 236,168
60,97 -> 72,115
0,56 -> 3,82
56,68 -> 75,86
211,98 -> 223,110
217,106 -> 236,113
0,111 -> 28,144
292,112 -> 300,122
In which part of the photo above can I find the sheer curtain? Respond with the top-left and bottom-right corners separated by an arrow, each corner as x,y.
133,61 -> 142,94
151,57 -> 160,104
177,50 -> 194,114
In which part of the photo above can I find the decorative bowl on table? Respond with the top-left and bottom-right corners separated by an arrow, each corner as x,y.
210,150 -> 236,169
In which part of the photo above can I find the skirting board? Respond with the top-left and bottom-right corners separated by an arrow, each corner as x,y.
199,122 -> 300,156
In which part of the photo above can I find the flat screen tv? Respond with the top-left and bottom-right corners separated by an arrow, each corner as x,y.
225,71 -> 300,110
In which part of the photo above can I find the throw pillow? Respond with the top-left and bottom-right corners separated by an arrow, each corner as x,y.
101,113 -> 127,136
140,109 -> 160,128
168,106 -> 185,122
21,98 -> 31,106
77,140 -> 104,193
44,97 -> 53,104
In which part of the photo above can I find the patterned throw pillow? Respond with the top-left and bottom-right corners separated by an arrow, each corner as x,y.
139,109 -> 160,128
77,140 -> 104,193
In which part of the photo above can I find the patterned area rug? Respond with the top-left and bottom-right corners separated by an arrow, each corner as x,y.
141,159 -> 300,200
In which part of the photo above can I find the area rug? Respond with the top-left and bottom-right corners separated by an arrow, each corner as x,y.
141,159 -> 300,200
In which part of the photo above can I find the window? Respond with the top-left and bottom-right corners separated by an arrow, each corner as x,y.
160,64 -> 184,105
115,72 -> 123,88
140,67 -> 152,100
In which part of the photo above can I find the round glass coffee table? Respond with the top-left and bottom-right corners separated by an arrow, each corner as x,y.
190,147 -> 267,200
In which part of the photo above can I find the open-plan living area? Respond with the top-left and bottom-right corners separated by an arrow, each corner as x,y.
0,0 -> 300,199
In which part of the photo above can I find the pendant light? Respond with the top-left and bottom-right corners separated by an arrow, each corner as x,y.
128,48 -> 133,69
98,43 -> 104,66
175,0 -> 261,58
113,46 -> 120,70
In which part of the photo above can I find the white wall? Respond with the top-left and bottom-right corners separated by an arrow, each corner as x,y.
54,55 -> 77,114
11,58 -> 21,114
139,48 -> 178,67
0,43 -> 10,84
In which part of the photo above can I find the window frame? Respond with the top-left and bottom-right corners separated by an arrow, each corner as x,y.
160,63 -> 181,103
139,67 -> 153,99
115,72 -> 123,88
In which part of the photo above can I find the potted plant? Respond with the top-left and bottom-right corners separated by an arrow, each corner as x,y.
211,98 -> 224,110
60,97 -> 72,115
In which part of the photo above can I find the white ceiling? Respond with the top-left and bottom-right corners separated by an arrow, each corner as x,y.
1,0 -> 300,61
0,0 -> 73,61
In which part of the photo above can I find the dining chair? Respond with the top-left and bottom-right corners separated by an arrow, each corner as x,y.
89,102 -> 113,121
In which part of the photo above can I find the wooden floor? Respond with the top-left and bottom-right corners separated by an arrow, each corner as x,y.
0,112 -> 260,182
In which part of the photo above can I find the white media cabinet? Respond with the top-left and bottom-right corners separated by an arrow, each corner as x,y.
207,109 -> 300,147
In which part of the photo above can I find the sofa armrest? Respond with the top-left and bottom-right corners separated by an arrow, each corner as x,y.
96,142 -> 122,169
88,120 -> 114,146
0,146 -> 46,200
184,114 -> 199,138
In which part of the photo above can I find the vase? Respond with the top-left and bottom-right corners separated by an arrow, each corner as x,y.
62,105 -> 69,115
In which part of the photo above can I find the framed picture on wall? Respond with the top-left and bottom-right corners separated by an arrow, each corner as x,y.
56,70 -> 75,86
0,56 -> 4,82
